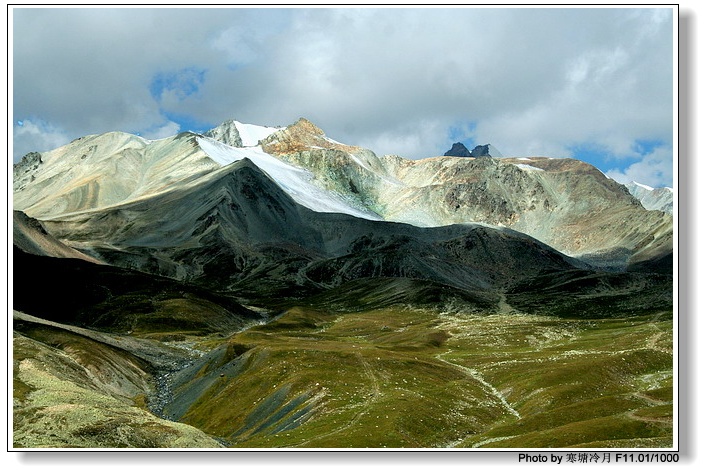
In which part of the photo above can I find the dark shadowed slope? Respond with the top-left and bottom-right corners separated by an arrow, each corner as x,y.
38,159 -> 589,304
13,246 -> 264,335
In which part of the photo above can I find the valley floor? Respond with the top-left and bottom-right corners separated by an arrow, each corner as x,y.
12,305 -> 673,449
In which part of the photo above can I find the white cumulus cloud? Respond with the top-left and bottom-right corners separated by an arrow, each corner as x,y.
11,6 -> 675,186
13,119 -> 71,159
605,146 -> 674,188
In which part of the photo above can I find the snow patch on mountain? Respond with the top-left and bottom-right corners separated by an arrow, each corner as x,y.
513,163 -> 545,172
197,136 -> 382,220
624,181 -> 673,214
235,122 -> 282,147
323,136 -> 346,146
632,181 -> 654,191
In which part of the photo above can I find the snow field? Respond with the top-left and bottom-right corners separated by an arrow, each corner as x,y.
197,136 -> 381,221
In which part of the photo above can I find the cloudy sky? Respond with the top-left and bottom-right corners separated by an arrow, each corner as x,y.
12,6 -> 675,187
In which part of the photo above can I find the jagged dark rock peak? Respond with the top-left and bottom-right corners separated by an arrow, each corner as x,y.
443,142 -> 472,157
470,144 -> 492,157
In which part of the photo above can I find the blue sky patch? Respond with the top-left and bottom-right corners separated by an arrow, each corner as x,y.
569,139 -> 670,175
445,122 -> 477,153
631,139 -> 666,156
567,142 -> 617,172
149,67 -> 207,101
164,111 -> 214,135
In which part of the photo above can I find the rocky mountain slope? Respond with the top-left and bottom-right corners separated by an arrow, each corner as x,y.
13,117 -> 673,271
625,181 -> 674,214
28,158 -> 587,304
228,118 -> 672,270
13,310 -> 224,448
13,210 -> 102,263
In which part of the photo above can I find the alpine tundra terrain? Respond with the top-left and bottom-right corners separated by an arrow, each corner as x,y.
12,118 -> 673,448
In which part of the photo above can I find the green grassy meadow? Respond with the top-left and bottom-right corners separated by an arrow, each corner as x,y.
161,306 -> 673,448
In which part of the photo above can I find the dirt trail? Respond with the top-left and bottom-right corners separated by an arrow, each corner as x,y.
643,312 -> 671,354
496,292 -> 516,315
436,352 -> 520,420
633,392 -> 668,406
626,409 -> 672,424
358,353 -> 381,398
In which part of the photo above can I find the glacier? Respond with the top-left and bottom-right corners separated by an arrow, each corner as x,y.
197,136 -> 382,221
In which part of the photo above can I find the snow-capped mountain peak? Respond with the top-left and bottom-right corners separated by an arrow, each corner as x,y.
12,116 -> 672,272
196,136 -> 382,221
204,119 -> 282,148
233,121 -> 282,147
624,181 -> 673,214
632,181 -> 654,191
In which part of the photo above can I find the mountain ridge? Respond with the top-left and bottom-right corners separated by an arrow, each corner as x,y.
33,158 -> 588,303
13,116 -> 673,279
625,181 -> 673,214
13,117 -> 673,273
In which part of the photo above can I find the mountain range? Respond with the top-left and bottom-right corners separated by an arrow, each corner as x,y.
14,117 -> 672,271
12,117 -> 674,448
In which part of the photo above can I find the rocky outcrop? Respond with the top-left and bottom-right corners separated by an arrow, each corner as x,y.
471,144 -> 504,157
13,151 -> 43,191
260,118 -> 381,171
470,144 -> 492,157
444,142 -> 472,157
204,119 -> 243,147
